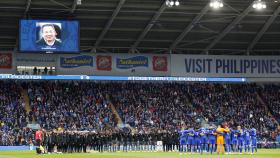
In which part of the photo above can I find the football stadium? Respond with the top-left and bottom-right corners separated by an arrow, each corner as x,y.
0,0 -> 280,158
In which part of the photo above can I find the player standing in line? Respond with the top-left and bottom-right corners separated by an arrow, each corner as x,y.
224,128 -> 232,154
216,124 -> 230,155
243,128 -> 251,153
231,128 -> 238,153
186,128 -> 195,154
208,127 -> 216,154
237,126 -> 244,154
250,128 -> 257,154
179,127 -> 187,155
199,128 -> 208,154
194,130 -> 201,153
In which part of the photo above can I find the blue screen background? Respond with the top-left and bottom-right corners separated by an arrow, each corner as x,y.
20,20 -> 79,53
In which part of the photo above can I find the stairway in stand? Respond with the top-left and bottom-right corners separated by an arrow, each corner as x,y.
109,103 -> 123,125
256,92 -> 279,126
105,94 -> 135,132
105,94 -> 123,125
20,88 -> 34,123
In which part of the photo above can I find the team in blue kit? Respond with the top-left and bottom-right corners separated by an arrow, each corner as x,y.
244,128 -> 251,152
179,128 -> 188,154
178,125 -> 258,155
186,128 -> 195,153
199,128 -> 208,154
250,128 -> 257,153
208,128 -> 217,154
231,128 -> 239,152
224,129 -> 231,154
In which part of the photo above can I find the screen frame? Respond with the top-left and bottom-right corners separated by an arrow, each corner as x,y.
19,19 -> 80,54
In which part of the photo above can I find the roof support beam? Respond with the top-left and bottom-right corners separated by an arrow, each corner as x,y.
131,1 -> 166,49
70,0 -> 78,14
16,0 -> 32,51
169,5 -> 209,50
24,0 -> 32,14
85,46 -> 280,53
91,0 -> 126,52
247,6 -> 280,52
203,4 -> 253,54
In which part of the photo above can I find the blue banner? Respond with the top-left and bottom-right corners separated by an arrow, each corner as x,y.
60,55 -> 93,68
0,74 -> 246,82
116,56 -> 148,69
0,146 -> 35,151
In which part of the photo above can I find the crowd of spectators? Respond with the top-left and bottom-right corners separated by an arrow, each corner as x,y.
112,83 -> 279,141
112,82 -> 195,132
0,81 -> 279,146
26,81 -> 116,131
0,81 -> 33,145
261,84 -> 280,123
188,83 -> 278,140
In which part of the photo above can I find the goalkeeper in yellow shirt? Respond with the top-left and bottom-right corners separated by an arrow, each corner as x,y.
216,124 -> 230,154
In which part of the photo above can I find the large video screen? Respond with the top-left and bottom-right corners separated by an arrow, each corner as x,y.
20,20 -> 79,53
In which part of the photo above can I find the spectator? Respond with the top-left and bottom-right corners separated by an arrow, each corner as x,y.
276,133 -> 280,148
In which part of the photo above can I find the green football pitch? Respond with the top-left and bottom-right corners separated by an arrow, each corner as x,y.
0,149 -> 280,158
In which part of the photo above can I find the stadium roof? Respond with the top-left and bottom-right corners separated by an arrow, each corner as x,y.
0,0 -> 280,55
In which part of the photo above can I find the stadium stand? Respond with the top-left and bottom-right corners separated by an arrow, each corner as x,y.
0,81 -> 32,146
112,83 -> 278,141
26,81 -> 116,131
0,81 -> 279,148
261,85 -> 280,123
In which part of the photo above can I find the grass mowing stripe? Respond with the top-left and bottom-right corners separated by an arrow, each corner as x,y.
0,149 -> 279,158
